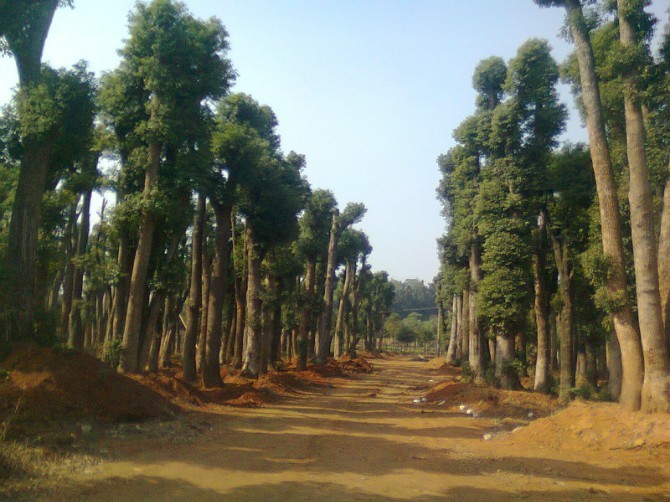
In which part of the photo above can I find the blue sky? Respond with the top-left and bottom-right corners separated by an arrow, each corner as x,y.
1,1 -> 668,283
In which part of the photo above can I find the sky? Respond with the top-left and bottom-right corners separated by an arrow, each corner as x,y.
1,0 -> 669,283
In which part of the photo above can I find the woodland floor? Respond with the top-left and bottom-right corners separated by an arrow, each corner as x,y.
2,353 -> 670,501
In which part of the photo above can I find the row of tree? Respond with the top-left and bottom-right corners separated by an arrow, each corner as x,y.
0,0 -> 397,384
436,0 -> 670,413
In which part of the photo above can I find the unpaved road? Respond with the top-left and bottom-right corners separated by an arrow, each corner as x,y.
56,358 -> 670,501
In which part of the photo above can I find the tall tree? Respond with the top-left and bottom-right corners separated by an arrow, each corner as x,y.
109,0 -> 234,373
296,189 -> 337,370
616,0 -> 670,412
534,0 -> 644,410
0,0 -> 69,340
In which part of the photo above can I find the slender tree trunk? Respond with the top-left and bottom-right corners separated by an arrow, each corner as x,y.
563,0 -> 643,410
460,287 -> 470,362
469,243 -> 484,381
334,260 -> 354,358
49,203 -> 77,310
59,213 -> 77,340
534,214 -> 551,393
120,141 -> 160,373
298,258 -> 316,370
183,194 -> 205,383
618,0 -> 670,412
446,295 -> 459,364
241,228 -> 264,378
105,235 -> 130,355
436,299 -> 444,357
259,275 -> 277,376
317,214 -> 339,362
608,329 -> 623,400
202,202 -> 232,387
68,187 -> 93,349
196,248 -> 211,374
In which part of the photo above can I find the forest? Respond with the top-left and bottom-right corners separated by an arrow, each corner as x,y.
0,0 -> 401,384
435,0 -> 670,413
1,0 -> 670,499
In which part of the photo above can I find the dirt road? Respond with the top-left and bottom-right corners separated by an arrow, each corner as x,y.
57,358 -> 670,501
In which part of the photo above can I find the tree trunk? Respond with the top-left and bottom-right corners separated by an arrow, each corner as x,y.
460,288 -> 470,362
241,228 -> 264,378
59,211 -> 77,340
1,0 -> 59,342
445,295 -> 459,365
49,203 -> 77,310
436,300 -> 444,357
618,0 -> 670,412
120,141 -> 160,374
334,259 -> 354,358
533,214 -> 551,393
607,329 -> 623,400
469,243 -> 485,381
348,266 -> 365,358
202,202 -> 232,387
105,235 -> 130,356
316,214 -> 339,362
196,246 -> 211,374
298,258 -> 316,370
495,333 -> 521,390
68,187 -> 93,349
659,167 -> 670,346
564,0 -> 643,410
183,193 -> 205,382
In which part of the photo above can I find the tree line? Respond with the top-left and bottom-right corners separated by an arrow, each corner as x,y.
0,0 -> 396,383
436,0 -> 670,413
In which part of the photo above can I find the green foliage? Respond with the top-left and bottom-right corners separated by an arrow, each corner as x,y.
105,338 -> 123,369
390,278 -> 435,317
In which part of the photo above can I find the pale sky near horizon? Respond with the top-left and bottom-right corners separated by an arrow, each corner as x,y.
1,1 -> 669,283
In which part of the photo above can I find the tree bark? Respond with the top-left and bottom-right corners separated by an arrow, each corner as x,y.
564,0 -> 644,410
445,295 -> 459,365
618,0 -> 670,412
68,187 -> 93,350
297,258 -> 316,370
202,202 -> 232,387
241,228 -> 263,378
120,141 -> 160,373
460,287 -> 470,362
659,168 -> 670,346
316,213 -> 339,362
334,259 -> 354,358
469,244 -> 485,382
495,332 -> 521,390
183,193 -> 205,382
1,0 -> 59,342
533,214 -> 551,393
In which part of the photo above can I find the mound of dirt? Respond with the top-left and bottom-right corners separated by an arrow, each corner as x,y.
0,347 -> 176,437
504,401 -> 670,451
423,379 -> 558,419
335,355 -> 373,373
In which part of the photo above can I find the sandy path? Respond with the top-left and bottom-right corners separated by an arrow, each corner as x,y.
56,358 -> 670,501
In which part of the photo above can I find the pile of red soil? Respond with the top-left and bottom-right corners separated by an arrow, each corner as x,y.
335,355 -> 373,373
0,347 -> 176,436
424,379 -> 558,418
505,401 -> 670,451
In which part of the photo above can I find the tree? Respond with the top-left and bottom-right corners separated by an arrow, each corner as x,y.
616,0 -> 670,412
107,0 -> 235,373
0,0 -> 75,340
296,189 -> 337,370
534,0 -> 644,410
315,202 -> 366,362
